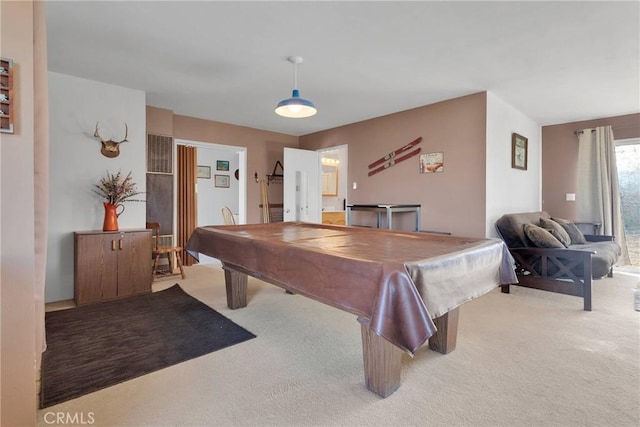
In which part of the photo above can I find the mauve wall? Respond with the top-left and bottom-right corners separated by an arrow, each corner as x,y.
146,107 -> 299,224
1,1 -> 38,423
146,105 -> 173,135
541,113 -> 640,219
300,93 -> 487,237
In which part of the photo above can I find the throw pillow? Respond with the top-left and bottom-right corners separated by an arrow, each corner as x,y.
523,223 -> 565,248
540,218 -> 571,247
551,217 -> 587,244
548,229 -> 570,247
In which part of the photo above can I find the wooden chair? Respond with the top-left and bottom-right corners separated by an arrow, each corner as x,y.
221,206 -> 236,225
145,222 -> 185,281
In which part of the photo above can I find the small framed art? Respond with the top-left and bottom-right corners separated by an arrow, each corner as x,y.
214,174 -> 230,188
216,160 -> 230,171
197,165 -> 211,179
511,133 -> 528,170
419,152 -> 444,174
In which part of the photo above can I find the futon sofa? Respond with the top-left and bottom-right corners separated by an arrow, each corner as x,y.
495,211 -> 621,311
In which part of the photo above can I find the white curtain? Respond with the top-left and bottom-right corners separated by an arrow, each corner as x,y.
576,126 -> 630,265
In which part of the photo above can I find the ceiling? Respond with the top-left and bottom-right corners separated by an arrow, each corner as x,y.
45,1 -> 640,137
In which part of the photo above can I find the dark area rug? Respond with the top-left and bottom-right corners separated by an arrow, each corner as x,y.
41,284 -> 255,408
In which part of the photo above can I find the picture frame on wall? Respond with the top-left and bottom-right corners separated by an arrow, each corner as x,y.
197,165 -> 211,179
216,160 -> 230,171
214,174 -> 230,188
419,152 -> 444,174
511,133 -> 528,170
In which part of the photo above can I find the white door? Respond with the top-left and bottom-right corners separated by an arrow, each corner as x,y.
283,148 -> 321,223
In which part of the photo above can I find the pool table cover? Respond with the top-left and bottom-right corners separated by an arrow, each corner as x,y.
186,222 -> 517,354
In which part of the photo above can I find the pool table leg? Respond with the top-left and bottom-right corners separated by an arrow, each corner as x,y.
428,307 -> 459,354
359,318 -> 402,398
223,268 -> 247,309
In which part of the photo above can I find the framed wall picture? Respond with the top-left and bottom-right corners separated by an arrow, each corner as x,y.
511,133 -> 528,170
197,165 -> 211,179
214,174 -> 230,188
216,160 -> 230,171
419,152 -> 444,173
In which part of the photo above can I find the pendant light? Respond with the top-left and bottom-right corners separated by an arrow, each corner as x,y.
275,56 -> 317,118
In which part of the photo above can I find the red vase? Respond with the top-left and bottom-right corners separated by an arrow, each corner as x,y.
102,202 -> 124,231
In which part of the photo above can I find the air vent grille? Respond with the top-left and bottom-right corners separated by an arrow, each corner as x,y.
147,133 -> 173,174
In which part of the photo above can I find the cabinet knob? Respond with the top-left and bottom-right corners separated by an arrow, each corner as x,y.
111,240 -> 116,251
119,239 -> 124,250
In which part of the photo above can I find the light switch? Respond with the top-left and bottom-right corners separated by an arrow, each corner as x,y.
566,193 -> 576,201
352,182 -> 358,190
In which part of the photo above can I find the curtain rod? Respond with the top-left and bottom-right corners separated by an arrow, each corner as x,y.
574,124 -> 639,135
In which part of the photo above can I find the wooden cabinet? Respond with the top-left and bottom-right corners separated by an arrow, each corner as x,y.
74,229 -> 152,305
322,211 -> 346,225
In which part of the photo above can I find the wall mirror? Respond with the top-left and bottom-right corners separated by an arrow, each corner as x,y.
321,164 -> 338,196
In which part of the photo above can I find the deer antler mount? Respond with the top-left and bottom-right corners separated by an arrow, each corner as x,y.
93,122 -> 128,158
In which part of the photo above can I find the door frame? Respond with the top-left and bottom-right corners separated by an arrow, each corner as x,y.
174,139 -> 247,230
318,144 -> 349,211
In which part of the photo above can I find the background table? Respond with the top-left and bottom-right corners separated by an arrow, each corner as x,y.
346,204 -> 421,231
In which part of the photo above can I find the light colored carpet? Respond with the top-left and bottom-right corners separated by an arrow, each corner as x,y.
38,264 -> 640,427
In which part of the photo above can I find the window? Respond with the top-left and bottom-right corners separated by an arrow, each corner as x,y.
616,139 -> 640,266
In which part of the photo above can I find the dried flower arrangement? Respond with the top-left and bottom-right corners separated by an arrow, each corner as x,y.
93,170 -> 144,205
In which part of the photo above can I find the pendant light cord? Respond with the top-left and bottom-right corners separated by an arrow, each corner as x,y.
275,56 -> 317,118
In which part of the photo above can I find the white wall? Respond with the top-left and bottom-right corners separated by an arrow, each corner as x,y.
196,145 -> 239,265
485,91 -> 541,237
196,146 -> 239,227
45,72 -> 146,302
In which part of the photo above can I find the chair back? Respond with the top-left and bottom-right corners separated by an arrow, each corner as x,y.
146,222 -> 161,250
221,206 -> 236,225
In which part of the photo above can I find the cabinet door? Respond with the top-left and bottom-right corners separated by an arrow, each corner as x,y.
117,231 -> 152,296
322,212 -> 346,225
75,233 -> 118,304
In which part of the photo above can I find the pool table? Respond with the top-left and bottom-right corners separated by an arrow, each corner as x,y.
186,222 -> 517,397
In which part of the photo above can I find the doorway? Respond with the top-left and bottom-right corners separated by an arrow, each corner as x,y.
319,145 -> 348,214
282,145 -> 349,224
175,139 -> 247,264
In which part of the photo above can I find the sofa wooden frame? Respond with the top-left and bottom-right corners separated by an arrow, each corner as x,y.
496,229 -> 615,312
